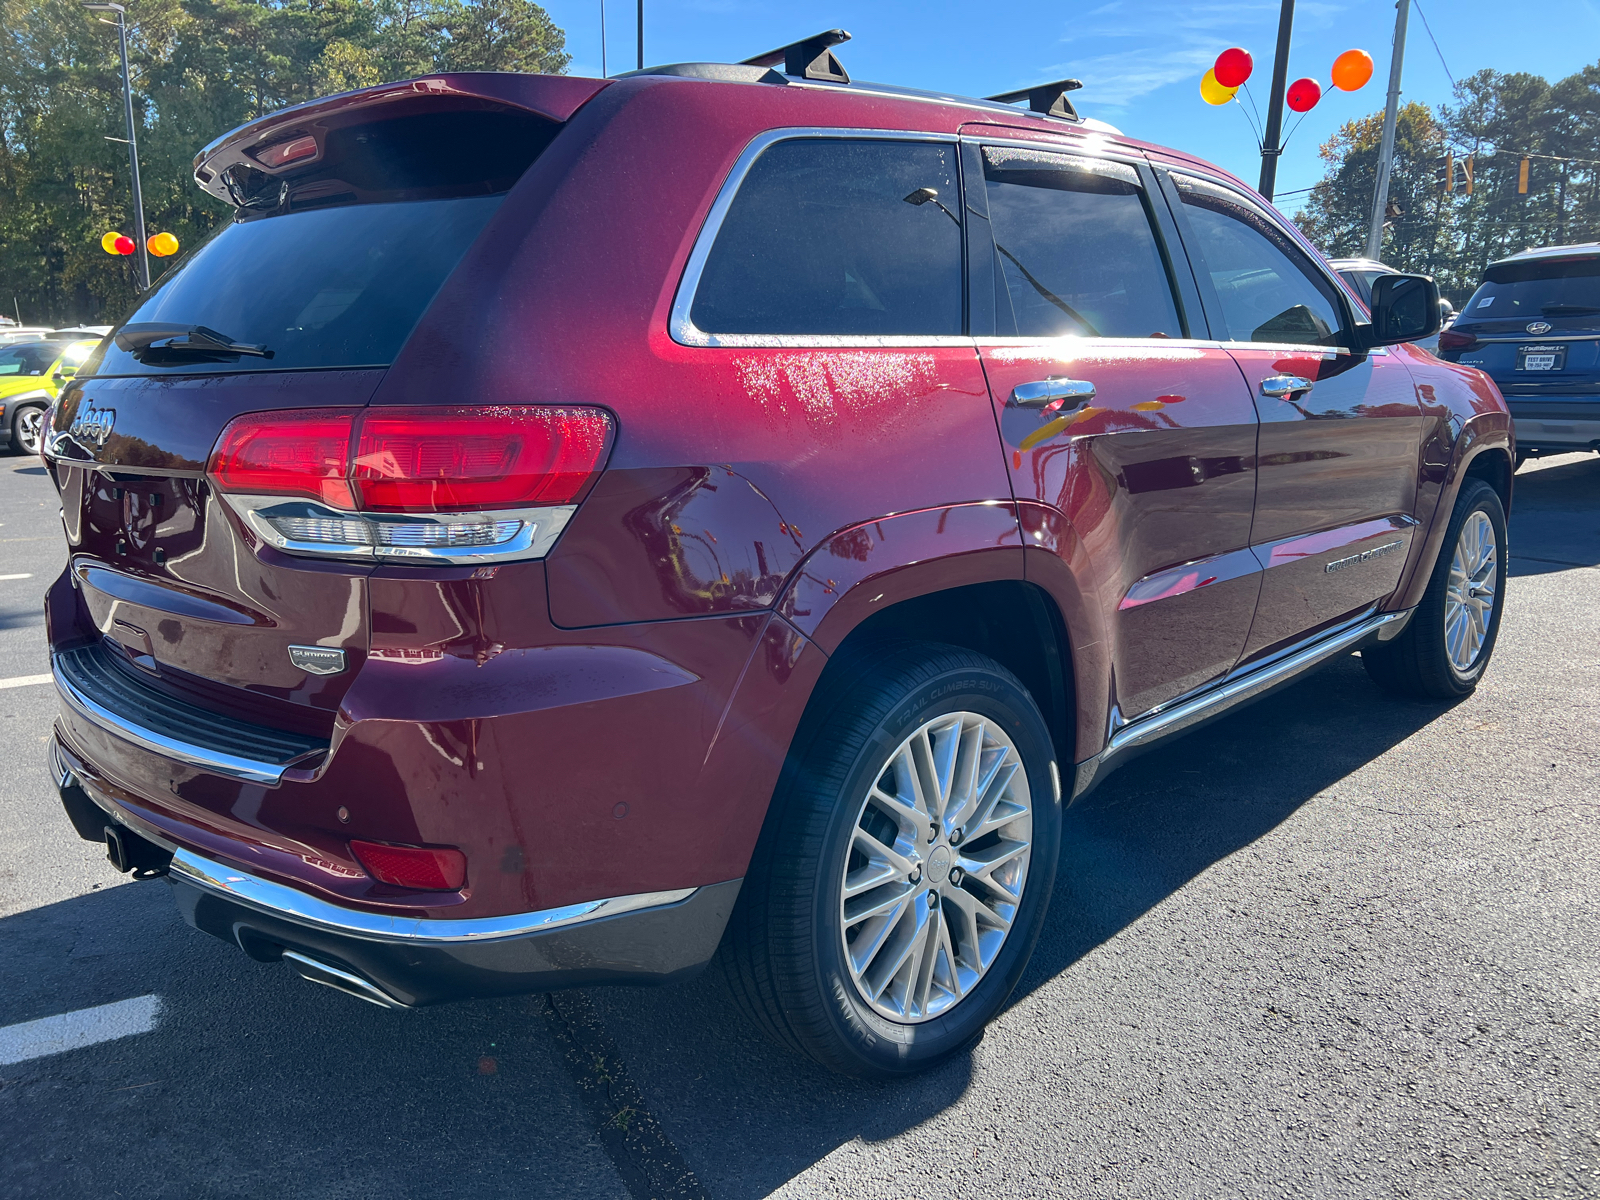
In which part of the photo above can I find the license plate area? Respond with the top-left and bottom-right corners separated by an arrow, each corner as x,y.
1517,344 -> 1565,371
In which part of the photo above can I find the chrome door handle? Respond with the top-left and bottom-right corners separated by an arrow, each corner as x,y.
1260,374 -> 1314,399
1009,377 -> 1096,411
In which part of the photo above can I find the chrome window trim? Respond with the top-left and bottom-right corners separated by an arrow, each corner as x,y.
669,126 -> 965,349
168,847 -> 700,945
972,336 -> 1384,355
53,655 -> 294,785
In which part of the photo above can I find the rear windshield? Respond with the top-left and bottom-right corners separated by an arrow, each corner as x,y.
91,197 -> 502,376
1465,257 -> 1600,320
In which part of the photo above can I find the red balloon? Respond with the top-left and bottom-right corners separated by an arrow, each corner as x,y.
1286,77 -> 1322,113
113,235 -> 135,256
1214,47 -> 1253,89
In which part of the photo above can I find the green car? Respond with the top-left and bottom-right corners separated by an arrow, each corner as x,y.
0,339 -> 97,456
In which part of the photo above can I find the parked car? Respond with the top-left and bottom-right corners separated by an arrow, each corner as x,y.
0,325 -> 59,346
0,339 -> 95,455
43,48 -> 1512,1078
1328,256 -> 1453,353
1437,242 -> 1600,464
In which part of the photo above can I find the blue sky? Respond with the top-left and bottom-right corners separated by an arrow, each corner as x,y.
540,0 -> 1600,214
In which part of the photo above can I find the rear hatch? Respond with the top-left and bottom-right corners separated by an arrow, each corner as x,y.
1444,254 -> 1600,398
48,75 -> 602,736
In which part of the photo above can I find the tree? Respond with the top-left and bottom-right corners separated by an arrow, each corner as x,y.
0,0 -> 570,324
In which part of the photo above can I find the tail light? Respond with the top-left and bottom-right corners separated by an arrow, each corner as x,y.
1437,329 -> 1477,352
207,405 -> 614,565
350,840 -> 467,891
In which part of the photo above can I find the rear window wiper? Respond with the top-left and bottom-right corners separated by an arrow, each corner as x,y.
114,323 -> 274,360
1539,304 -> 1600,316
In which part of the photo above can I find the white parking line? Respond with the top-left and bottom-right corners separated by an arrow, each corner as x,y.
0,995 -> 162,1065
0,573 -> 32,580
0,673 -> 51,689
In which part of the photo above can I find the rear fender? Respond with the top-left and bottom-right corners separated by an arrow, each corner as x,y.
775,502 -> 1025,651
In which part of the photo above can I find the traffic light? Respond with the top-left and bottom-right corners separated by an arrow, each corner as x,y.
1435,152 -> 1454,193
1519,157 -> 1530,194
1462,155 -> 1474,196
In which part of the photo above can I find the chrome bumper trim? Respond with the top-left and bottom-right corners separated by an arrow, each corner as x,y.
53,657 -> 290,786
1074,607 -> 1413,797
168,847 -> 699,945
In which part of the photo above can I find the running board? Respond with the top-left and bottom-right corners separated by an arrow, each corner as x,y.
1072,608 -> 1413,799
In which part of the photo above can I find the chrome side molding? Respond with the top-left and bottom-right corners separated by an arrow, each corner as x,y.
168,848 -> 702,945
1072,607 -> 1413,798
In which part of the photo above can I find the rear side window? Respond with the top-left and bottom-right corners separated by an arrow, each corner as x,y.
689,138 -> 963,337
1175,175 -> 1344,346
1466,257 -> 1600,318
982,147 -> 1181,339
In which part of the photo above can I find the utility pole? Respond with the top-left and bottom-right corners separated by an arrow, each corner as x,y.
1366,0 -> 1410,260
636,0 -> 643,70
83,2 -> 149,290
1257,0 -> 1295,202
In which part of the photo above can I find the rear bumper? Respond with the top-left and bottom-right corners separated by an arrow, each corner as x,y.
55,738 -> 739,1006
1504,397 -> 1600,451
170,851 -> 741,1008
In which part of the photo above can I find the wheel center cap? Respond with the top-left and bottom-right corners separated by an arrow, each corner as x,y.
926,844 -> 953,884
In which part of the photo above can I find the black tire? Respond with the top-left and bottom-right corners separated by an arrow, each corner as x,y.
721,640 -> 1062,1078
8,403 -> 46,457
1363,479 -> 1507,699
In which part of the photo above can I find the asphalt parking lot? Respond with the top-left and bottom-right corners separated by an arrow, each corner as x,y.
1,451 -> 1596,1199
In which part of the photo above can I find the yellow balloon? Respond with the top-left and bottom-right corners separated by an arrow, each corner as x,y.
148,232 -> 180,257
1200,68 -> 1239,106
100,231 -> 125,254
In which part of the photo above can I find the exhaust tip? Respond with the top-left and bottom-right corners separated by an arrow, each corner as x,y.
280,949 -> 407,1009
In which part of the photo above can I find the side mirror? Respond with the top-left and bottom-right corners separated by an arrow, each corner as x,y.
53,366 -> 76,383
1363,272 -> 1442,347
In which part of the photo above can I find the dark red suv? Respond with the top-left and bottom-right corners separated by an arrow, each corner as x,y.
44,40 -> 1513,1078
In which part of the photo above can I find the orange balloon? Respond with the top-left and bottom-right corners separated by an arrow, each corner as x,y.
1331,48 -> 1374,91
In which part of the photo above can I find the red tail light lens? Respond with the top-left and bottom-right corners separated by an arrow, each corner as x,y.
1437,329 -> 1477,351
353,406 -> 613,512
350,840 -> 467,891
210,408 -> 356,508
208,405 -> 613,513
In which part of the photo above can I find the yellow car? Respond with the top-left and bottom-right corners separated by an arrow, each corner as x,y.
0,339 -> 97,456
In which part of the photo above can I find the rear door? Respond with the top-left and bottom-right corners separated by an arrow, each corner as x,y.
1160,169 -> 1422,661
967,138 -> 1262,722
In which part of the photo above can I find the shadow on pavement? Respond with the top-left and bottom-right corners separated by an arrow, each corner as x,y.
581,653 -> 1456,1199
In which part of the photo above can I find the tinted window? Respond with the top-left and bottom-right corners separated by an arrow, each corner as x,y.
690,139 -> 963,336
984,148 -> 1181,338
1176,175 -> 1343,346
1465,256 -> 1600,319
91,196 -> 502,376
0,343 -> 58,376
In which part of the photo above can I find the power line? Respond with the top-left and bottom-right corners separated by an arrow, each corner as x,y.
1410,0 -> 1453,87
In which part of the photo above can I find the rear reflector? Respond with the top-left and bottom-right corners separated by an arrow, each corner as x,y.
350,840 -> 467,891
208,405 -> 613,514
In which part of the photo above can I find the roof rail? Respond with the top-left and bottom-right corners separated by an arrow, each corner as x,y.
985,78 -> 1084,121
740,29 -> 851,83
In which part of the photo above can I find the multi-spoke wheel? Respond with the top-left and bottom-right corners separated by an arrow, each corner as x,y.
722,641 -> 1062,1078
1364,478 -> 1507,699
9,404 -> 45,457
841,712 -> 1032,1023
1444,510 -> 1497,673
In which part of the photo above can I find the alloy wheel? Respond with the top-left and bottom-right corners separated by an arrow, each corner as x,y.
839,711 -> 1033,1023
15,406 -> 44,456
1444,509 -> 1498,673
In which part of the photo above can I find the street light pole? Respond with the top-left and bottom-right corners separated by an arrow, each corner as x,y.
1257,0 -> 1295,203
84,2 -> 149,290
636,0 -> 643,70
1366,0 -> 1410,260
